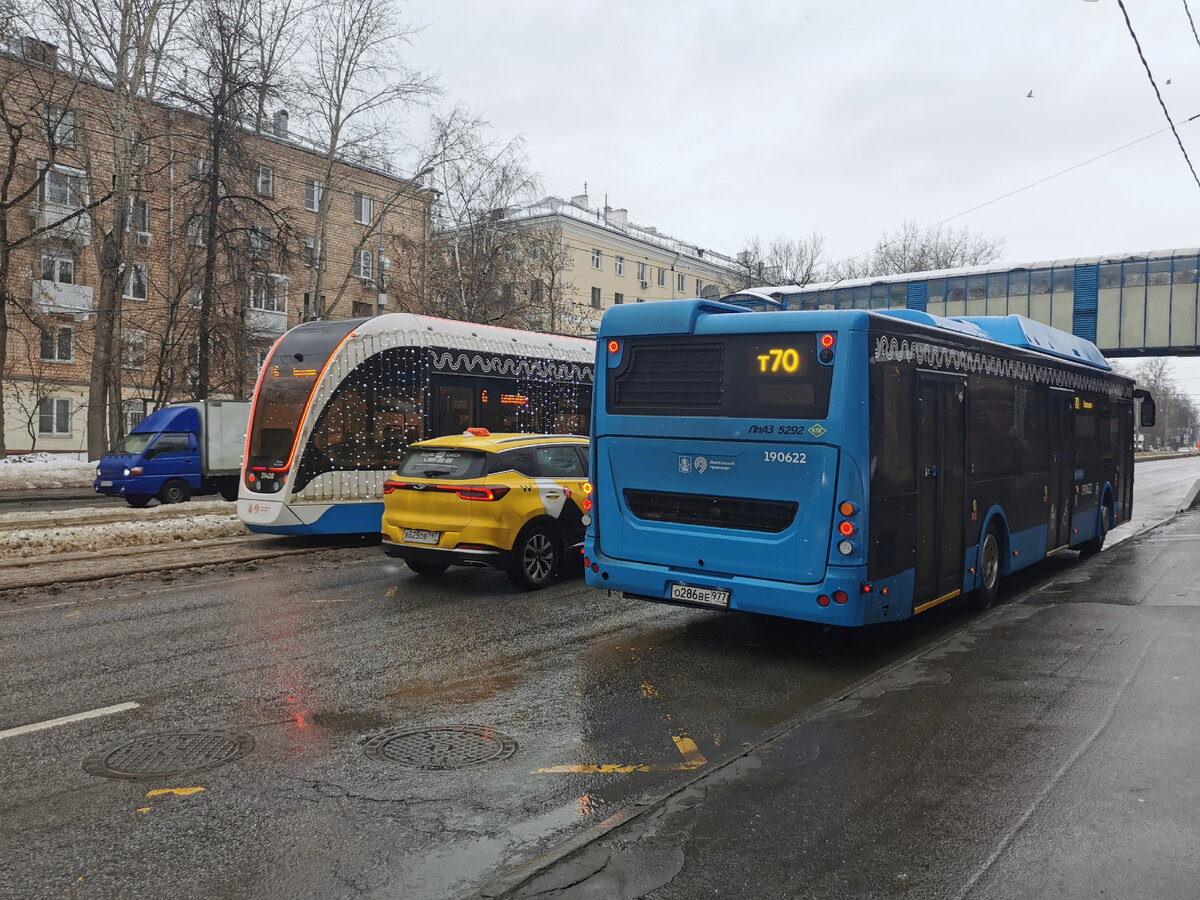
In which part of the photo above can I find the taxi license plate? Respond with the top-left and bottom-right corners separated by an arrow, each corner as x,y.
402,529 -> 440,545
100,480 -> 113,487
670,583 -> 730,608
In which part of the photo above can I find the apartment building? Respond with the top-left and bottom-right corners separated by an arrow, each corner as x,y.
3,39 -> 433,455
497,194 -> 741,335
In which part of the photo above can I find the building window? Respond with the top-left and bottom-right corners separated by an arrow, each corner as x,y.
122,331 -> 147,369
658,267 -> 666,287
38,397 -> 71,435
356,248 -> 373,280
531,280 -> 544,303
256,165 -> 273,196
591,249 -> 602,270
249,274 -> 286,312
187,214 -> 206,247
303,292 -> 325,318
304,237 -> 325,269
354,193 -> 373,224
38,163 -> 86,208
130,129 -> 148,166
41,252 -> 74,284
128,197 -> 150,235
189,288 -> 204,308
696,278 -> 704,295
42,106 -> 76,148
305,179 -> 324,212
637,262 -> 646,283
615,256 -> 625,277
591,287 -> 601,309
614,292 -> 624,305
40,326 -> 73,362
123,399 -> 146,433
188,152 -> 211,178
123,263 -> 148,300
249,224 -> 274,255
677,273 -> 685,293
352,301 -> 373,317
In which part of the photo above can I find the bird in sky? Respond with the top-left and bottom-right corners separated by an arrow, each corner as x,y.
1027,90 -> 1034,98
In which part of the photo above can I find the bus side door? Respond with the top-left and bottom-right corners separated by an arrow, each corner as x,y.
915,375 -> 967,606
1047,389 -> 1075,551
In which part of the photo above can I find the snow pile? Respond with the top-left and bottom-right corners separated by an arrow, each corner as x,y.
0,499 -> 246,560
0,452 -> 96,490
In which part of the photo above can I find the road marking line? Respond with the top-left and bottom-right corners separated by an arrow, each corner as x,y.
146,787 -> 205,798
533,732 -> 708,774
0,701 -> 139,741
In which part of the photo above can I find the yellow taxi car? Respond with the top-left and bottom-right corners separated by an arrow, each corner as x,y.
380,430 -> 590,589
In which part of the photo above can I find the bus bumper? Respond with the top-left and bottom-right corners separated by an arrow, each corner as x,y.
583,539 -> 901,626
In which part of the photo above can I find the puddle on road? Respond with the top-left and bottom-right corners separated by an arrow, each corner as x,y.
308,710 -> 391,734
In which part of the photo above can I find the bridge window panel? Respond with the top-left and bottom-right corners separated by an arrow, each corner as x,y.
945,278 -> 967,317
1030,278 -> 1051,327
1169,256 -> 1198,346
852,287 -> 870,309
1122,261 -> 1146,288
966,275 -> 987,316
1145,259 -> 1172,348
1096,290 -> 1121,349
1049,268 -> 1074,333
926,279 -> 946,305
870,284 -> 889,309
1030,269 -> 1051,296
927,299 -> 947,317
888,283 -> 908,307
985,274 -> 1007,316
1098,264 -> 1122,290
1120,284 -> 1147,349
835,288 -> 853,309
1007,271 -> 1030,318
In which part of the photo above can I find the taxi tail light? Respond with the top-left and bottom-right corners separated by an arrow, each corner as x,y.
383,480 -> 403,495
455,485 -> 510,501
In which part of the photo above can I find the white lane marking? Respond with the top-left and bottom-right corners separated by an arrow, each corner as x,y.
0,701 -> 140,741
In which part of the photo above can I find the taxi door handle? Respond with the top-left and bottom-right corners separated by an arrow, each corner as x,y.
545,492 -> 561,499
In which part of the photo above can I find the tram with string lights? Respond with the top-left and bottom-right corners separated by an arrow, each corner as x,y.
238,314 -> 594,535
582,299 -> 1155,626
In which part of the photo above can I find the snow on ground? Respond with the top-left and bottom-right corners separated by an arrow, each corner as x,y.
0,452 -> 96,490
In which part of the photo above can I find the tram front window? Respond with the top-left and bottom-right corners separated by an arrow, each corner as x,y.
246,319 -> 359,470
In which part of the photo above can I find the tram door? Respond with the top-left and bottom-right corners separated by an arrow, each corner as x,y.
915,375 -> 967,605
1047,389 -> 1075,551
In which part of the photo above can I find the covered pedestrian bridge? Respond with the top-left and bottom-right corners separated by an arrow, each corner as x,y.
727,247 -> 1200,357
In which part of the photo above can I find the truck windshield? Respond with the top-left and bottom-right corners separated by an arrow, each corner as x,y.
111,433 -> 154,455
246,319 -> 361,469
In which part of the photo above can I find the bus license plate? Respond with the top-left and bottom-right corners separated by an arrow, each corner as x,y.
403,529 -> 440,545
670,583 -> 730,608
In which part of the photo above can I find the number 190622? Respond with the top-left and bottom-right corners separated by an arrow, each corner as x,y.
764,451 -> 806,464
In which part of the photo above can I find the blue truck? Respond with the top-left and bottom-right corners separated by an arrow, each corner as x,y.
94,400 -> 250,507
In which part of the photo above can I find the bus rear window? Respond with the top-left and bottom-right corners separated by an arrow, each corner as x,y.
609,334 -> 832,419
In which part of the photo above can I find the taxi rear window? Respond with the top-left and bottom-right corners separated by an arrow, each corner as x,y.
396,448 -> 488,479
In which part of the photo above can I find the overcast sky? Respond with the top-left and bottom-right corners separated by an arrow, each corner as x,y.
402,0 -> 1200,403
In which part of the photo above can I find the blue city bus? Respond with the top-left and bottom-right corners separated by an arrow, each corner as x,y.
582,299 -> 1155,626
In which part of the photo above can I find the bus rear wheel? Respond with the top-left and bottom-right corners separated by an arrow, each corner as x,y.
970,525 -> 1002,611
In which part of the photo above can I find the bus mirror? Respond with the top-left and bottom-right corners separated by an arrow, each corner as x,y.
1134,390 -> 1156,427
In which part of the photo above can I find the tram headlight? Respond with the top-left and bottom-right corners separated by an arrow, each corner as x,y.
838,540 -> 854,555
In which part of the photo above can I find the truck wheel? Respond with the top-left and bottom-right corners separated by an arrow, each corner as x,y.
125,495 -> 152,509
219,482 -> 239,502
507,523 -> 560,590
159,480 -> 190,504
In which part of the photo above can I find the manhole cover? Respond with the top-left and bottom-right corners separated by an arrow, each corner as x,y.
363,725 -> 517,770
83,731 -> 254,780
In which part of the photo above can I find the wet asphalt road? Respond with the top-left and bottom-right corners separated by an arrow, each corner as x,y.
0,456 -> 1197,899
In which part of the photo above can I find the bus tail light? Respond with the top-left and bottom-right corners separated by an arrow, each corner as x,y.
838,520 -> 855,537
817,594 -> 831,607
833,590 -> 848,605
839,501 -> 855,516
607,340 -> 620,354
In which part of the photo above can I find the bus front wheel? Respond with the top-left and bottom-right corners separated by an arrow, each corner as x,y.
1079,502 -> 1110,556
970,525 -> 1002,611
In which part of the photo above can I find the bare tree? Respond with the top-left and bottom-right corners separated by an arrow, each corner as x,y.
831,220 -> 1005,279
296,0 -> 437,321
1124,357 -> 1199,450
43,0 -> 190,458
735,233 -> 827,289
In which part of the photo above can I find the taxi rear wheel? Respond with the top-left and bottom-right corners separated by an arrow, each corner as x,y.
406,560 -> 449,576
508,523 -> 560,590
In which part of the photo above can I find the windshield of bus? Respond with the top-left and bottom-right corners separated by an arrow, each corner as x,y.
110,432 -> 154,455
608,333 -> 833,419
246,319 -> 361,469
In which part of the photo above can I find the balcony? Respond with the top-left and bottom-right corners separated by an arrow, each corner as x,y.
33,279 -> 93,316
247,307 -> 288,337
29,203 -> 92,246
